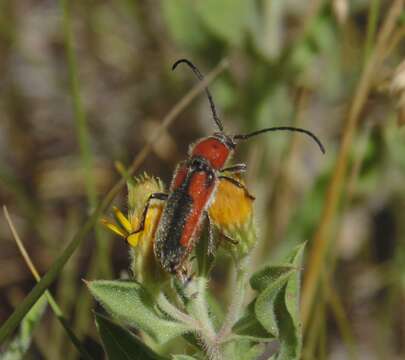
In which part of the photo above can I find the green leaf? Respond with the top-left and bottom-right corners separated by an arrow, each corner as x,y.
88,280 -> 191,344
238,343 -> 265,360
250,266 -> 295,293
172,355 -> 197,360
254,270 -> 294,338
196,0 -> 255,46
232,302 -> 271,341
1,295 -> 47,360
181,333 -> 202,352
95,313 -> 166,360
248,242 -> 305,354
223,339 -> 265,360
274,244 -> 305,360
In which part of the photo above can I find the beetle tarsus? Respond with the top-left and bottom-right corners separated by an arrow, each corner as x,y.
176,263 -> 194,285
218,175 -> 255,200
129,192 -> 168,235
220,232 -> 239,245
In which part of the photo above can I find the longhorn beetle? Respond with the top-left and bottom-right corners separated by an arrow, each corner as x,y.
130,59 -> 325,278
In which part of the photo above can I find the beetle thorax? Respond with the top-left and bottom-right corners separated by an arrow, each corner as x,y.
190,136 -> 232,170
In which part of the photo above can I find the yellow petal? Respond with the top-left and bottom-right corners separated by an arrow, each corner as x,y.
113,206 -> 132,233
127,233 -> 140,247
100,218 -> 127,238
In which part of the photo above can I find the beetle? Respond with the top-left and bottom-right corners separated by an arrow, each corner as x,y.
130,59 -> 325,278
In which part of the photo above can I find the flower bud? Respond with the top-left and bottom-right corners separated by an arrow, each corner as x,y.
209,174 -> 257,261
101,173 -> 168,289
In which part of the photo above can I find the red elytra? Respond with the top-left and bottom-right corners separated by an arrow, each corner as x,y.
129,59 -> 325,280
179,171 -> 215,247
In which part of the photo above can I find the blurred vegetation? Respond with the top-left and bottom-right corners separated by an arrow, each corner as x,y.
0,0 -> 404,359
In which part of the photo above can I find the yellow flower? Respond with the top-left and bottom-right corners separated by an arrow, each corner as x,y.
101,174 -> 165,247
101,173 -> 167,286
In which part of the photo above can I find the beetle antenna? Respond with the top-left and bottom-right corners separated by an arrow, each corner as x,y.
172,58 -> 224,132
234,126 -> 325,154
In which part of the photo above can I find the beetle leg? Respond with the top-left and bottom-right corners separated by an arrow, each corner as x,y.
219,232 -> 239,245
206,212 -> 239,251
177,263 -> 194,286
218,175 -> 255,200
129,192 -> 168,235
220,163 -> 247,174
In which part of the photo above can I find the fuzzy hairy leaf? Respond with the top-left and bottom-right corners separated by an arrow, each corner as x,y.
1,295 -> 47,360
224,339 -> 265,360
88,280 -> 191,344
95,313 -> 165,360
250,266 -> 295,293
274,244 -> 305,360
247,243 -> 305,360
232,302 -> 271,341
238,343 -> 266,360
254,270 -> 294,338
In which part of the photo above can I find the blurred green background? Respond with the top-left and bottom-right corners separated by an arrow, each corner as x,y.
0,0 -> 404,359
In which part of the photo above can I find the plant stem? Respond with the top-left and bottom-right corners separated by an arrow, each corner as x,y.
156,292 -> 199,329
364,0 -> 381,64
186,277 -> 221,360
216,257 -> 249,342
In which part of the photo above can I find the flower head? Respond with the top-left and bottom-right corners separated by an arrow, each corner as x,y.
209,174 -> 256,261
101,173 -> 167,286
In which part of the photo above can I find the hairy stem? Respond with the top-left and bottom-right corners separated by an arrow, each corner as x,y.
186,277 -> 221,360
156,292 -> 200,329
216,257 -> 250,342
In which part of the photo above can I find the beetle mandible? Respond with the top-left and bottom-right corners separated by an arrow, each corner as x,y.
130,59 -> 325,278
